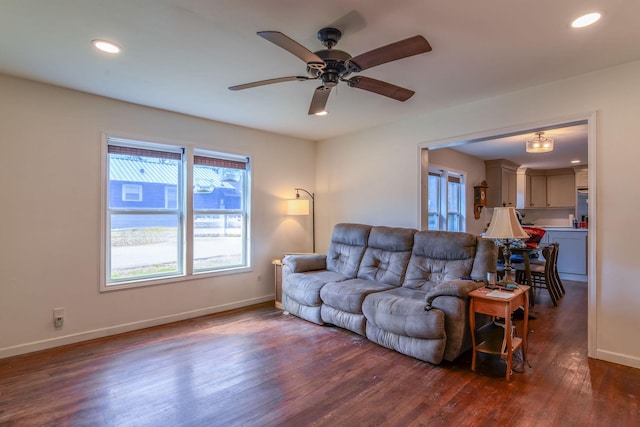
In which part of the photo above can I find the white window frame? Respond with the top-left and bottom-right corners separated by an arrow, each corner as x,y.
427,165 -> 466,232
192,149 -> 250,274
100,135 -> 252,291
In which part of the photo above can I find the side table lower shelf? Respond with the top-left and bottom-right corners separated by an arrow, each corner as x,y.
469,285 -> 530,380
475,321 -> 522,356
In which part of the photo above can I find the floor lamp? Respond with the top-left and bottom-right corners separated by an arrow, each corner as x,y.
484,206 -> 529,289
287,188 -> 315,253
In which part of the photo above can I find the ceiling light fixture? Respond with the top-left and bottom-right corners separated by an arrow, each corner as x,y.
92,39 -> 121,54
571,12 -> 602,28
571,160 -> 581,164
526,131 -> 554,153
314,110 -> 328,116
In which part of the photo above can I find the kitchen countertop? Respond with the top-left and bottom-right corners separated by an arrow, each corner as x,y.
536,226 -> 588,232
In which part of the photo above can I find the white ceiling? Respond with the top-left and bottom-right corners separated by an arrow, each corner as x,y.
1,0 -> 639,146
443,123 -> 589,170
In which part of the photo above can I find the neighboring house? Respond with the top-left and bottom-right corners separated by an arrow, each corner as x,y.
109,156 -> 241,229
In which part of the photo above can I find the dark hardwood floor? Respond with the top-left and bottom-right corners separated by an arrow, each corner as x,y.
1,280 -> 639,426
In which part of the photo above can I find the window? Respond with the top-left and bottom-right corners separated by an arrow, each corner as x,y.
427,167 -> 465,231
122,184 -> 142,202
427,171 -> 441,230
193,153 -> 247,272
104,137 -> 250,289
165,186 -> 177,209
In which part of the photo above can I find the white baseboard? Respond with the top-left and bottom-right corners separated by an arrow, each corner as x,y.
594,348 -> 640,370
0,295 -> 275,359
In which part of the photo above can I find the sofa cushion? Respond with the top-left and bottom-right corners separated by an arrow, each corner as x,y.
326,223 -> 372,277
320,278 -> 396,314
403,231 -> 479,291
357,226 -> 416,286
469,237 -> 498,280
362,287 -> 446,340
283,270 -> 351,306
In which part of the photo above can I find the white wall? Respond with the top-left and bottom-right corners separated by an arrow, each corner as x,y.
0,74 -> 316,357
317,60 -> 640,369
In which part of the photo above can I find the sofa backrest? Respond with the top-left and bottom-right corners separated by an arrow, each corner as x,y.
403,231 -> 497,290
326,223 -> 372,277
357,226 -> 417,286
469,237 -> 499,279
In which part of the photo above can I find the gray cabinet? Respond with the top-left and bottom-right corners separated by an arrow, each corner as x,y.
485,159 -> 519,208
546,172 -> 575,207
521,168 -> 575,208
575,168 -> 588,188
526,173 -> 547,208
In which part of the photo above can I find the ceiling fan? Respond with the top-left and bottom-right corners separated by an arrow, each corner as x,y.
229,27 -> 432,115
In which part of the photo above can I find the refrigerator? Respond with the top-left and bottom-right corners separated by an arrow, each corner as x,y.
576,188 -> 588,223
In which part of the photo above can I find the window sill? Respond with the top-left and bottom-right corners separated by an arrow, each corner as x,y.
100,266 -> 253,292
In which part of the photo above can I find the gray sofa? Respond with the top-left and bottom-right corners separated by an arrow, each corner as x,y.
282,223 -> 497,364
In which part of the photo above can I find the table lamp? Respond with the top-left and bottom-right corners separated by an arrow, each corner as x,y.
484,207 -> 529,289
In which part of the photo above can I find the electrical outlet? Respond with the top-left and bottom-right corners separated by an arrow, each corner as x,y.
53,308 -> 64,328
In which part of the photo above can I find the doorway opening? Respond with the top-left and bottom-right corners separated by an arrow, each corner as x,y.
418,113 -> 596,357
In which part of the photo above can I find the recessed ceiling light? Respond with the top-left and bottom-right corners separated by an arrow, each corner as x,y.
571,12 -> 602,28
571,160 -> 581,164
314,111 -> 328,116
92,39 -> 121,54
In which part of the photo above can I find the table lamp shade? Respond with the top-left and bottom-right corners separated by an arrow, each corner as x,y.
287,198 -> 310,216
484,207 -> 529,239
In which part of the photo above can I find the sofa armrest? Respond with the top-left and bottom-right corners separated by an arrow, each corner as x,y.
283,254 -> 327,273
424,279 -> 484,310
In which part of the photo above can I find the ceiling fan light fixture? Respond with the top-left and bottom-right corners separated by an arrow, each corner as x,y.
92,39 -> 121,54
526,131 -> 554,153
230,28 -> 432,115
571,12 -> 602,28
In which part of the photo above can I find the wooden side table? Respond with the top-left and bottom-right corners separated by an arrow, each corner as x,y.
469,285 -> 530,380
272,258 -> 283,309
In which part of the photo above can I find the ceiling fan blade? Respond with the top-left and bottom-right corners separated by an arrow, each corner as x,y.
308,86 -> 332,115
347,76 -> 415,101
229,76 -> 311,91
257,31 -> 325,68
346,35 -> 432,72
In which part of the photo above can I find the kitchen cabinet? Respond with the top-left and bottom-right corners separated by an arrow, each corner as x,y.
526,173 -> 547,208
485,159 -> 519,208
575,168 -> 588,188
520,168 -> 575,208
546,171 -> 575,207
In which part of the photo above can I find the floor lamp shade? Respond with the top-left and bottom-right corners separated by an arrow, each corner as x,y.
287,199 -> 310,216
287,188 -> 315,253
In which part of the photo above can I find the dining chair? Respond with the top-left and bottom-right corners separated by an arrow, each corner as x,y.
550,242 -> 565,296
514,244 -> 561,306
